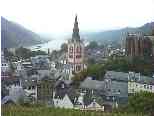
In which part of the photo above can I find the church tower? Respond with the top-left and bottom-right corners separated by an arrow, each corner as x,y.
67,15 -> 85,73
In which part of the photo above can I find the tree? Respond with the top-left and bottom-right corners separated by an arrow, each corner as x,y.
50,50 -> 59,61
60,43 -> 68,52
15,47 -> 31,59
72,69 -> 88,87
127,92 -> 154,115
87,58 -> 95,65
87,41 -> 98,49
87,64 -> 105,80
72,64 -> 106,86
31,50 -> 47,57
3,48 -> 15,61
15,47 -> 47,60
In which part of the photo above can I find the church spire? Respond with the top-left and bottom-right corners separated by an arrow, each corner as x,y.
72,14 -> 80,41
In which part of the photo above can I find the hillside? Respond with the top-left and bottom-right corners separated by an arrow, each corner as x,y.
82,22 -> 154,44
1,17 -> 48,49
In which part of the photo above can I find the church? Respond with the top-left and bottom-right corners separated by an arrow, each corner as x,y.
67,15 -> 85,73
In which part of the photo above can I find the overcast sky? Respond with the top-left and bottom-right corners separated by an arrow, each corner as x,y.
1,0 -> 154,34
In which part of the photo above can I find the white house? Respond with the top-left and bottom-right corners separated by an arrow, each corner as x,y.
9,85 -> 26,103
1,51 -> 10,72
53,94 -> 74,109
86,99 -> 104,111
128,72 -> 154,93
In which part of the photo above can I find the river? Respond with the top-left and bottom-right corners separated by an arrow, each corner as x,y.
29,38 -> 68,52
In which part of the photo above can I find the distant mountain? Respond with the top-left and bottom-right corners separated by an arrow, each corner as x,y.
81,22 -> 154,44
1,17 -> 48,49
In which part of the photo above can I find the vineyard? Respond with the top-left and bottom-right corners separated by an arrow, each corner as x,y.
2,105 -> 147,116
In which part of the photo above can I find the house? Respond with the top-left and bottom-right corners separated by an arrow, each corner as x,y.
12,61 -> 27,78
79,77 -> 106,110
86,99 -> 104,111
1,51 -> 10,73
37,76 -> 55,104
54,79 -> 105,110
54,80 -> 77,99
53,94 -> 74,109
31,55 -> 50,70
1,71 -> 11,79
103,79 -> 128,105
80,77 -> 105,91
1,51 -> 11,80
104,71 -> 128,82
54,80 -> 70,95
8,85 -> 26,103
22,61 -> 33,69
1,84 -> 9,99
21,77 -> 38,101
1,96 -> 16,105
104,71 -> 128,105
2,75 -> 20,87
128,72 -> 154,93
54,80 -> 79,108
80,71 -> 128,109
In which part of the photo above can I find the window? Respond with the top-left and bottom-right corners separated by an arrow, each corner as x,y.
144,85 -> 147,89
106,96 -> 110,100
69,55 -> 73,58
147,85 -> 149,89
76,65 -> 81,71
32,86 -> 35,89
61,84 -> 65,88
69,47 -> 73,53
76,55 -> 81,58
92,102 -> 96,107
28,86 -> 31,90
76,46 -> 81,53
150,85 -> 152,90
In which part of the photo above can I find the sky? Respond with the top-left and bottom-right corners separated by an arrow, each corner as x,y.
1,0 -> 154,35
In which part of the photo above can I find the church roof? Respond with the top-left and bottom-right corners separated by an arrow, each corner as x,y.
72,15 -> 80,41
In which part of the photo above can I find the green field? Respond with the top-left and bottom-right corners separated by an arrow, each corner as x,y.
2,105 -> 147,116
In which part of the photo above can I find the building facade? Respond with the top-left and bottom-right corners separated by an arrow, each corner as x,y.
125,33 -> 153,57
128,72 -> 154,94
37,77 -> 55,104
67,15 -> 85,73
1,51 -> 10,75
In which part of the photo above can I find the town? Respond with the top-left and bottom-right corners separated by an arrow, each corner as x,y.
1,15 -> 154,116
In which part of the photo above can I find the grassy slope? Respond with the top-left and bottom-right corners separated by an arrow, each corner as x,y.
2,105 -> 147,116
